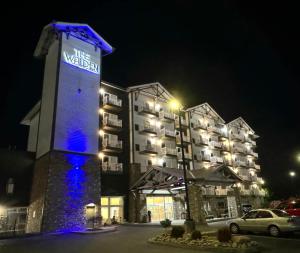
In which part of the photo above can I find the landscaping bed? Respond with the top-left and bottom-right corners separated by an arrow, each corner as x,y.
148,226 -> 260,253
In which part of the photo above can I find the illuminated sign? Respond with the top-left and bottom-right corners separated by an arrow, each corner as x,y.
63,48 -> 100,74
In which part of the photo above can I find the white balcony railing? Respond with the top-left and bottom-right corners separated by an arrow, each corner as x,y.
234,160 -> 247,167
177,152 -> 192,160
175,117 -> 188,127
160,147 -> 177,156
141,144 -> 157,153
159,128 -> 176,138
193,121 -> 207,130
103,139 -> 123,149
195,138 -> 209,146
140,124 -> 157,133
210,141 -> 222,148
159,110 -> 175,121
231,132 -> 244,141
176,135 -> 190,143
103,96 -> 122,107
103,117 -> 122,128
102,162 -> 123,172
215,188 -> 228,196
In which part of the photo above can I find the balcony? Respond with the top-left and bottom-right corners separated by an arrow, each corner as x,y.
160,147 -> 177,157
202,187 -> 215,196
193,121 -> 207,130
195,154 -> 211,162
215,188 -> 228,196
231,133 -> 244,142
158,110 -> 175,122
159,128 -> 176,139
102,96 -> 122,111
207,125 -> 222,135
102,162 -> 123,173
175,117 -> 189,129
194,138 -> 209,146
102,139 -> 123,152
103,117 -> 122,131
139,144 -> 158,155
233,160 -> 247,167
254,164 -> 261,170
210,141 -> 222,149
138,104 -> 157,117
232,146 -> 247,154
240,189 -> 251,196
210,156 -> 223,164
221,144 -> 230,152
176,135 -> 191,146
177,152 -> 193,162
139,125 -> 157,136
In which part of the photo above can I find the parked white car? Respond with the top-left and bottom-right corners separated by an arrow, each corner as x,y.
227,209 -> 300,237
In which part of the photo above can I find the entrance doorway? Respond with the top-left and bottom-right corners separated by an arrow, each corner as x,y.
146,196 -> 174,222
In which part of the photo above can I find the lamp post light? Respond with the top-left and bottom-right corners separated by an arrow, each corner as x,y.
289,171 -> 296,177
289,171 -> 296,196
169,99 -> 195,231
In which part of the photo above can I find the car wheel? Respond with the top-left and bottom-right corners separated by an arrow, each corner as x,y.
230,223 -> 240,234
269,225 -> 280,237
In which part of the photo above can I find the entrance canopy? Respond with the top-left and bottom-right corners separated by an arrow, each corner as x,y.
130,165 -> 242,191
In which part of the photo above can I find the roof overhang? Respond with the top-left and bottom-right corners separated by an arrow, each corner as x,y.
34,21 -> 114,58
20,101 -> 41,125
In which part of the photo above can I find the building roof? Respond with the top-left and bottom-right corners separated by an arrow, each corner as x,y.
20,101 -> 41,125
34,21 -> 114,58
186,102 -> 225,123
227,117 -> 258,136
127,82 -> 176,103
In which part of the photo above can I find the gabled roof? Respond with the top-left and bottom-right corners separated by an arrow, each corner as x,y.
187,164 -> 243,185
34,21 -> 113,58
126,82 -> 176,103
227,117 -> 256,134
186,102 -> 225,123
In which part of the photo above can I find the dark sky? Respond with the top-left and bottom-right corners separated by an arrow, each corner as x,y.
1,1 -> 299,199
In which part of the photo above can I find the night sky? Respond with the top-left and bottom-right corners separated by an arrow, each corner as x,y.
1,1 -> 299,199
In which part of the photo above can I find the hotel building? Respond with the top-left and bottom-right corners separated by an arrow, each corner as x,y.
21,22 -> 265,233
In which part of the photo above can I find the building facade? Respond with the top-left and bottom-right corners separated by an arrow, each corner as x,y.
22,21 -> 265,232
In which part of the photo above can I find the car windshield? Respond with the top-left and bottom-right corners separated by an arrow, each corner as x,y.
271,209 -> 290,217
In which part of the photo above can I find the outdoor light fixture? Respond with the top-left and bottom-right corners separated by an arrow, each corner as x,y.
99,108 -> 104,114
99,130 -> 104,136
98,152 -> 104,159
99,88 -> 105,94
289,171 -> 296,177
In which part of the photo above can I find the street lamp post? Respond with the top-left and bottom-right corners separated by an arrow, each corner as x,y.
170,99 -> 195,231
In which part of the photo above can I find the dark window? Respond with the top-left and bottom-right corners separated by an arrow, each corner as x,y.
134,105 -> 138,111
292,202 -> 300,209
217,202 -> 225,209
244,184 -> 250,190
271,209 -> 290,217
243,211 -> 258,219
191,123 -> 194,128
163,162 -> 167,167
6,178 -> 14,194
194,155 -> 197,160
148,160 -> 152,165
256,211 -> 273,218
192,138 -> 195,143
103,157 -> 108,162
135,144 -> 140,151
135,124 -> 139,131
161,143 -> 165,148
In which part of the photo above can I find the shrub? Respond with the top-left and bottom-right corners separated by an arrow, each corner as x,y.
160,219 -> 172,229
170,226 -> 185,238
217,227 -> 232,242
191,230 -> 202,240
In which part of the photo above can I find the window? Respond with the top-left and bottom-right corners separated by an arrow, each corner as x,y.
271,209 -> 290,217
134,105 -> 138,111
256,211 -> 273,218
135,124 -> 139,131
148,160 -> 152,165
192,138 -> 195,143
135,144 -> 140,151
6,178 -> 14,194
243,210 -> 258,219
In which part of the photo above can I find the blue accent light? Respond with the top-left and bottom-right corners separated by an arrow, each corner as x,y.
67,130 -> 87,153
53,22 -> 113,55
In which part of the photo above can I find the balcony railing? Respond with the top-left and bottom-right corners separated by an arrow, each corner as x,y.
102,139 -> 123,151
207,126 -> 222,135
210,156 -> 224,164
233,160 -> 247,167
139,125 -> 157,136
159,128 -> 176,139
193,121 -> 207,130
175,117 -> 188,128
177,152 -> 192,161
140,144 -> 157,154
232,146 -> 247,154
195,154 -> 211,162
176,135 -> 190,144
139,104 -> 156,116
210,141 -> 222,149
231,133 -> 244,141
103,117 -> 122,128
102,162 -> 123,172
103,96 -> 122,108
158,111 -> 175,121
215,188 -> 228,196
194,138 -> 209,146
160,147 -> 177,156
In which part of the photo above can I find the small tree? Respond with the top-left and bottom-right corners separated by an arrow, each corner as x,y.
160,219 -> 172,232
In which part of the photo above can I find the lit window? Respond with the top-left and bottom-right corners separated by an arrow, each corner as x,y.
110,197 -> 123,206
101,197 -> 109,206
